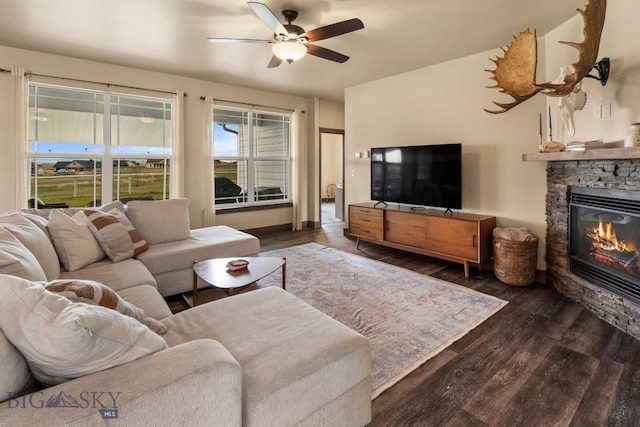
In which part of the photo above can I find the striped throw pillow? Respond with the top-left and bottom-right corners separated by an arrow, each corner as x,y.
84,208 -> 149,262
44,279 -> 166,335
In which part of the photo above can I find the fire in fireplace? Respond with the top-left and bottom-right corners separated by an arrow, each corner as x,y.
570,187 -> 640,304
587,216 -> 637,267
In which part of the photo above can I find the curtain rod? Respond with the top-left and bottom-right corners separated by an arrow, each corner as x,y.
200,96 -> 297,113
1,67 -> 185,97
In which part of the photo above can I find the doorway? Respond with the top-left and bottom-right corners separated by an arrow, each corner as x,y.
320,129 -> 345,225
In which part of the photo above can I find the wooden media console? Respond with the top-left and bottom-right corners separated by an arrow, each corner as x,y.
348,203 -> 496,277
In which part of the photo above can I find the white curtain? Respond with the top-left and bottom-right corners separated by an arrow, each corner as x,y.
291,109 -> 304,231
171,90 -> 185,198
203,96 -> 216,226
12,68 -> 29,209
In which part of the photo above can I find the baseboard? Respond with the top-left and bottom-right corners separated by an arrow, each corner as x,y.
303,221 -> 321,230
242,223 -> 292,237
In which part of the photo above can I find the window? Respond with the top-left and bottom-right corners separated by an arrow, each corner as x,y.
213,107 -> 290,208
28,84 -> 173,208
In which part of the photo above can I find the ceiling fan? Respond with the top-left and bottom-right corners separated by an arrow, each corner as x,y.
207,2 -> 364,68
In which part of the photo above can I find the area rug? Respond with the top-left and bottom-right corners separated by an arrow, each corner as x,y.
257,243 -> 507,399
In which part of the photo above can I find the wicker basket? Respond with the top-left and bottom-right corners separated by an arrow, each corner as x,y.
493,227 -> 538,286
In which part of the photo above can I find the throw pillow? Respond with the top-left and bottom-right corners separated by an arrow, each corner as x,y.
84,209 -> 149,262
47,210 -> 106,271
100,200 -> 125,213
0,228 -> 47,281
0,274 -> 168,386
126,198 -> 190,245
0,212 -> 60,280
0,329 -> 37,404
45,279 -> 166,334
18,211 -> 52,242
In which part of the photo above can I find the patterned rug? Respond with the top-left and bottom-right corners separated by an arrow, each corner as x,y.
257,243 -> 507,399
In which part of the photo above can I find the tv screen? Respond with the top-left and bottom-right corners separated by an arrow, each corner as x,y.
370,143 -> 462,209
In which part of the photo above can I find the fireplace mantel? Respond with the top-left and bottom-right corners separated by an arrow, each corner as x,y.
522,147 -> 640,162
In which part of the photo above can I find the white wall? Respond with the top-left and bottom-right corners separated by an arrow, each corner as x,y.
0,45 -> 317,230
319,99 -> 346,130
545,0 -> 640,145
345,38 -> 549,268
345,0 -> 640,271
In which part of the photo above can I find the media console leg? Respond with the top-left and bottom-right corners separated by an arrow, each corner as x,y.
356,236 -> 361,250
463,261 -> 470,278
282,257 -> 286,290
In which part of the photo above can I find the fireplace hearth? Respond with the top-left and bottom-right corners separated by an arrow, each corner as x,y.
569,187 -> 640,304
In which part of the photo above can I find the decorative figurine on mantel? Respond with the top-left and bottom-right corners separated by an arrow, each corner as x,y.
539,107 -> 566,153
556,65 -> 588,137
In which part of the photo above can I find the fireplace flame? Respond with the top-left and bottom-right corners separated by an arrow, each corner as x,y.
587,217 -> 632,252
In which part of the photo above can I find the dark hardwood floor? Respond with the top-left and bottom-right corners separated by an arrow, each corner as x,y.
256,221 -> 640,427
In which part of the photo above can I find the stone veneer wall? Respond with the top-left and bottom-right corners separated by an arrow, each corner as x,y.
545,158 -> 640,339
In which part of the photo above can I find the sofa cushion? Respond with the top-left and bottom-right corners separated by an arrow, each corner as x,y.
126,198 -> 190,245
137,225 -> 260,276
0,212 -> 60,280
0,329 -> 36,404
84,208 -> 149,262
162,287 -> 371,427
116,284 -> 173,321
59,258 -> 156,292
45,279 -> 167,334
0,275 -> 168,386
0,228 -> 47,281
48,210 -> 106,271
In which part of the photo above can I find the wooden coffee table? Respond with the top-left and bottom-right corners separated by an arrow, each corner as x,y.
192,257 -> 286,306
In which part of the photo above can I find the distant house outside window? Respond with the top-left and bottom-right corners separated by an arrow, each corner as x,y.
28,84 -> 173,208
213,107 -> 290,208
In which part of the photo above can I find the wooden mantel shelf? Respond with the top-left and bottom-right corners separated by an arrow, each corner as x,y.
523,147 -> 640,162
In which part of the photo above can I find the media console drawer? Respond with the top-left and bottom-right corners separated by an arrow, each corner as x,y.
348,203 -> 495,277
349,205 -> 384,240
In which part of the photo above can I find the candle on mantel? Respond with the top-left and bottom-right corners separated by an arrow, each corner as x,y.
539,113 -> 543,144
539,113 -> 542,135
548,106 -> 552,131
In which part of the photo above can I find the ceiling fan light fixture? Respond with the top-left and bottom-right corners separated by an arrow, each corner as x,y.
272,41 -> 307,63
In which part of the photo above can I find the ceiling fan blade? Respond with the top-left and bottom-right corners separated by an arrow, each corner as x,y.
267,55 -> 283,68
305,44 -> 350,63
248,2 -> 287,36
207,37 -> 272,44
304,18 -> 364,42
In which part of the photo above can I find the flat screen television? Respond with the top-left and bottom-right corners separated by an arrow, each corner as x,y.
370,143 -> 462,210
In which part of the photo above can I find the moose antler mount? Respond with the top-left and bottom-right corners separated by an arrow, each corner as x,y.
484,0 -> 607,114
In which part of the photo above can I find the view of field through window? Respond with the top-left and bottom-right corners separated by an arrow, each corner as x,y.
29,161 -> 169,208
29,84 -> 172,208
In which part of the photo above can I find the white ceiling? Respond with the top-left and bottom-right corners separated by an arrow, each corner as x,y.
0,0 -> 588,102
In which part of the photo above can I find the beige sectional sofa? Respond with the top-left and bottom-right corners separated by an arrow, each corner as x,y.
0,199 -> 372,426
21,198 -> 262,298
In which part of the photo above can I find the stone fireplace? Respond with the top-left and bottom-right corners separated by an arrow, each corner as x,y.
545,155 -> 640,339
